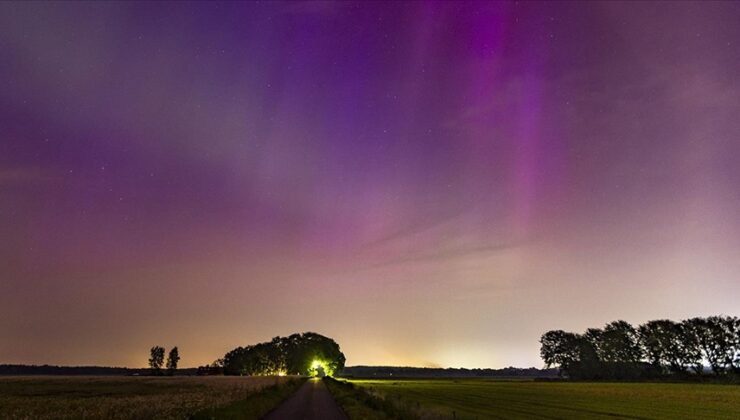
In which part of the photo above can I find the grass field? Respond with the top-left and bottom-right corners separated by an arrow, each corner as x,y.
345,379 -> 740,419
325,377 -> 404,419
0,375 -> 297,420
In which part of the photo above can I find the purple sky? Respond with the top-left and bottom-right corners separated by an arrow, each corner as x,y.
1,1 -> 739,368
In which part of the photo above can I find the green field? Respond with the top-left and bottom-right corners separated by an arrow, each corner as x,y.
0,376 -> 299,419
345,379 -> 740,419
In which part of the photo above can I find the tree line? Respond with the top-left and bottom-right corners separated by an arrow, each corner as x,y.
342,366 -> 557,378
223,332 -> 345,376
540,316 -> 740,380
148,346 -> 180,375
0,365 -> 156,376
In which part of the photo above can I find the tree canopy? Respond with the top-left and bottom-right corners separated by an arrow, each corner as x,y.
148,346 -> 165,374
223,332 -> 345,377
540,316 -> 740,380
166,347 -> 180,374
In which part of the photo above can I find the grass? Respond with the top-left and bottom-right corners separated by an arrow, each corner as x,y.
324,377 -> 413,419
191,377 -> 304,419
340,378 -> 740,419
0,375 -> 298,419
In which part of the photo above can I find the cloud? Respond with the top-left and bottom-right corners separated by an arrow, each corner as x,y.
361,208 -> 469,250
368,240 -> 525,270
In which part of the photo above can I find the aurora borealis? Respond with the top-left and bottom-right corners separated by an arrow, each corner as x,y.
1,1 -> 739,369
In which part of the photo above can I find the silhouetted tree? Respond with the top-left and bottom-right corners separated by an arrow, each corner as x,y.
149,346 -> 165,375
579,321 -> 645,379
583,328 -> 604,360
719,316 -> 740,374
576,335 -> 604,379
633,320 -> 699,376
675,320 -> 703,374
540,316 -> 740,380
601,321 -> 643,363
730,318 -> 740,374
166,347 -> 180,375
638,320 -> 693,374
540,330 -> 581,375
689,316 -> 740,374
686,317 -> 722,374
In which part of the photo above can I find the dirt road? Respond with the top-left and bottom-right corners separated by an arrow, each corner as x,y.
262,378 -> 348,420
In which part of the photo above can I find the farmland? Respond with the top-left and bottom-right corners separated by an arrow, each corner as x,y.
344,379 -> 740,419
0,375 -> 299,420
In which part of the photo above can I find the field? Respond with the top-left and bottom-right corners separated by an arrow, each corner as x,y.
5,376 -> 740,419
346,379 -> 740,419
0,375 -> 297,420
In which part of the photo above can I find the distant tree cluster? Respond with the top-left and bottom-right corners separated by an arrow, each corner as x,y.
540,316 -> 740,380
196,359 -> 225,376
149,346 -> 180,375
223,332 -> 345,377
0,365 -> 151,376
342,366 -> 558,378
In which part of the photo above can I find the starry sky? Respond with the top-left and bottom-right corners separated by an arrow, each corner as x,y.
1,1 -> 739,369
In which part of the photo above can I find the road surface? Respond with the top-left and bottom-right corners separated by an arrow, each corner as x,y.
262,378 -> 348,420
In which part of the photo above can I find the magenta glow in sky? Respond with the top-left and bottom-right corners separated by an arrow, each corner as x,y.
1,1 -> 739,368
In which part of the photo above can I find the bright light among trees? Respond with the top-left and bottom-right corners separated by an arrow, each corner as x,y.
309,359 -> 333,377
222,332 -> 345,377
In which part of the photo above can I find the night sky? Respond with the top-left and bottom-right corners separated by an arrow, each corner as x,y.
1,1 -> 739,369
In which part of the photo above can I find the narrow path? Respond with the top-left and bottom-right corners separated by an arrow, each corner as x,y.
262,378 -> 348,420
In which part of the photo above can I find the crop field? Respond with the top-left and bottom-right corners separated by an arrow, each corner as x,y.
0,375 -> 296,420
347,379 -> 740,419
